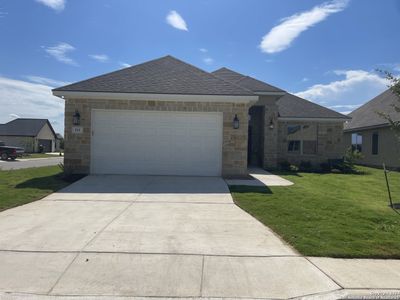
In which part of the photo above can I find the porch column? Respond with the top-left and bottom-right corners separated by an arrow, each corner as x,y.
263,100 -> 279,169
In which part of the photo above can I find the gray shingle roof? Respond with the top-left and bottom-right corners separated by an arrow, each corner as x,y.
344,89 -> 400,131
53,56 -> 254,96
212,67 -> 284,93
278,93 -> 350,119
213,67 -> 348,120
0,119 -> 56,137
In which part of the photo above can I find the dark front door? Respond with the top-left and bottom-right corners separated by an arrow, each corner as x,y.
248,106 -> 264,166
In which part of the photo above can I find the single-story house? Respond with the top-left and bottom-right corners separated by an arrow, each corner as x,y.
55,133 -> 64,151
53,55 -> 349,176
0,118 -> 58,153
344,89 -> 400,169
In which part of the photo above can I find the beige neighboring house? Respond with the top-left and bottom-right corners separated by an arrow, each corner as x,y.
52,55 -> 349,176
344,89 -> 400,169
0,118 -> 58,153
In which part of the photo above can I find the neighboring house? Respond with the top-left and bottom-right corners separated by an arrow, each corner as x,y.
52,55 -> 349,176
0,118 -> 57,153
344,89 -> 400,169
55,133 -> 63,151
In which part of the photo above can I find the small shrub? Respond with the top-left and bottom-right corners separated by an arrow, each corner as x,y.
320,162 -> 332,173
299,161 -> 313,172
289,164 -> 299,172
344,147 -> 363,167
279,160 -> 291,171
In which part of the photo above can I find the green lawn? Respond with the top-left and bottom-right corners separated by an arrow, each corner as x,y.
0,166 -> 74,211
231,166 -> 400,258
20,153 -> 61,159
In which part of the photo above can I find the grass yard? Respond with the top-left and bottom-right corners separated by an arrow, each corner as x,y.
20,153 -> 61,159
0,166 -> 75,211
231,166 -> 400,259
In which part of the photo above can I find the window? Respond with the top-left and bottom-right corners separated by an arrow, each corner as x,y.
287,125 -> 301,153
288,140 -> 300,152
287,124 -> 317,155
372,132 -> 379,155
351,133 -> 362,152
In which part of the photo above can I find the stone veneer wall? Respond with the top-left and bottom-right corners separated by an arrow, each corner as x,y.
344,127 -> 400,169
275,120 -> 346,167
64,98 -> 251,176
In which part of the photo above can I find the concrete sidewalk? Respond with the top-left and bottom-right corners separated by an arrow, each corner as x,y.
0,175 -> 399,299
225,167 -> 294,186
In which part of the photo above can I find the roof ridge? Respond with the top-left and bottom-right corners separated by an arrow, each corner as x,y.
164,56 -> 255,95
349,88 -> 394,116
213,67 -> 285,93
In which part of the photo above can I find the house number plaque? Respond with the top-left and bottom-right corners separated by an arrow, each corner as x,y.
72,126 -> 83,134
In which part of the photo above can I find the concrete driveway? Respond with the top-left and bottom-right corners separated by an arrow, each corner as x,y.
0,175 -> 385,299
0,156 -> 63,170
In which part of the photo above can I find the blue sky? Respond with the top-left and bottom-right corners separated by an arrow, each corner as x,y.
0,0 -> 399,134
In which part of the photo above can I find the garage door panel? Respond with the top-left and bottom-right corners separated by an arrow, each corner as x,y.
91,110 -> 222,176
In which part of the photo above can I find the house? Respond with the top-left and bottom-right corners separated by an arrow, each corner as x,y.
55,133 -> 64,151
52,55 -> 349,176
344,89 -> 400,169
0,118 -> 58,153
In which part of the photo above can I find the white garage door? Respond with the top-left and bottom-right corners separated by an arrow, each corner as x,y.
91,109 -> 223,176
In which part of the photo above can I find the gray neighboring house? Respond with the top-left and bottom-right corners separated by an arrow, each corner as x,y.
52,55 -> 349,176
344,89 -> 400,169
0,118 -> 57,153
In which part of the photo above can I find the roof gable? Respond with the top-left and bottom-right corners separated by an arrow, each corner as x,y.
53,56 -> 254,96
0,119 -> 56,137
212,67 -> 284,93
345,89 -> 400,131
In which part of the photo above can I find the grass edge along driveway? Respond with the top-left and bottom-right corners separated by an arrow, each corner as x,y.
0,165 -> 77,212
230,166 -> 400,259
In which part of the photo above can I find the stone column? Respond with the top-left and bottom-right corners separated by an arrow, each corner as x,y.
262,96 -> 279,169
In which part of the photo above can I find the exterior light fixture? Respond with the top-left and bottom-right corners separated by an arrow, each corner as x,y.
269,118 -> 274,130
73,110 -> 81,126
233,114 -> 240,129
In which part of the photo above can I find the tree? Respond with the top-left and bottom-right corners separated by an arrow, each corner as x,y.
377,70 -> 400,136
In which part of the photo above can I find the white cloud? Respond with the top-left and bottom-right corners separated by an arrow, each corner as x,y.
199,48 -> 208,53
0,76 -> 64,134
25,75 -> 70,87
259,0 -> 349,54
119,62 -> 131,68
166,10 -> 188,31
43,42 -> 77,66
35,0 -> 66,12
329,104 -> 362,109
203,57 -> 214,65
295,69 -> 389,113
89,54 -> 109,63
302,77 -> 309,82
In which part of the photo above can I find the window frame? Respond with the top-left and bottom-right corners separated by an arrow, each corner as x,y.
286,124 -> 318,155
351,133 -> 363,152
